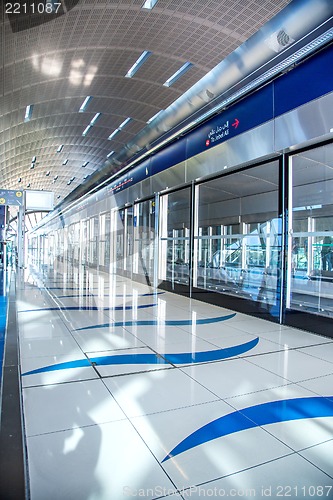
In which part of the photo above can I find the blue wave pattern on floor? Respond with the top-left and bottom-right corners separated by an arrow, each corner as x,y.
19,303 -> 158,313
21,335 -> 258,376
162,396 -> 333,462
75,312 -> 237,331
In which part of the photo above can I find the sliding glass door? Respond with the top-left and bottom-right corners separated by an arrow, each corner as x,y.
287,143 -> 333,319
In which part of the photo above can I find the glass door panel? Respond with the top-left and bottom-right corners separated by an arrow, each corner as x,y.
159,188 -> 191,287
134,199 -> 155,285
194,160 -> 281,318
287,143 -> 333,318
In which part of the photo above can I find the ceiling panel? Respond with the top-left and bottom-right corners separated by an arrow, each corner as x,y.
1,0 -> 290,207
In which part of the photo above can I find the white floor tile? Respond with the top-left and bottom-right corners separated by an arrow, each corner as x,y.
23,379 -> 126,436
297,374 -> 333,400
299,343 -> 333,364
258,328 -> 332,348
181,357 -> 290,398
187,453 -> 333,497
20,336 -> 83,359
72,329 -> 145,352
104,368 -> 218,417
299,439 -> 333,478
246,350 -> 333,382
27,419 -> 177,500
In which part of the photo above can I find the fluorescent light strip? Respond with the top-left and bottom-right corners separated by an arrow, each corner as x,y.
147,110 -> 163,124
24,104 -> 33,122
82,161 -> 89,167
82,112 -> 101,136
82,125 -> 92,136
57,145 -> 63,153
79,96 -> 92,112
163,62 -> 193,87
125,51 -> 152,78
90,112 -> 101,126
142,0 -> 158,9
63,159 -> 68,165
31,156 -> 36,163
107,151 -> 115,158
119,117 -> 131,129
108,129 -> 120,140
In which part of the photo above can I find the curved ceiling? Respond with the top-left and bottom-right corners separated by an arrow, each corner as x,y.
1,0 -> 292,207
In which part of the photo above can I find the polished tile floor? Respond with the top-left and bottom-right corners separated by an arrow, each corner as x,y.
17,266 -> 333,499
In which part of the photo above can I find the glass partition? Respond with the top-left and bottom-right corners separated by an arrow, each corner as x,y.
193,160 -> 281,315
287,143 -> 333,318
88,216 -> 98,266
99,212 -> 111,269
133,199 -> 155,285
125,207 -> 134,276
115,208 -> 125,274
159,187 -> 191,286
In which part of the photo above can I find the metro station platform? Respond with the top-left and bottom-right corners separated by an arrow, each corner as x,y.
6,265 -> 333,499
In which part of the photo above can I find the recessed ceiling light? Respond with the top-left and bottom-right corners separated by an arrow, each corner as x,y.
125,51 -> 152,78
142,0 -> 158,9
163,62 -> 193,87
79,96 -> 93,112
24,104 -> 33,122
31,156 -> 36,163
147,110 -> 163,124
27,183 -> 30,188
18,177 -> 22,182
90,112 -> 101,126
107,151 -> 115,158
62,159 -> 68,165
45,171 -> 50,176
119,117 -> 132,129
82,125 -> 92,136
30,163 -> 35,169
57,145 -> 63,153
82,161 -> 89,167
108,129 -> 120,140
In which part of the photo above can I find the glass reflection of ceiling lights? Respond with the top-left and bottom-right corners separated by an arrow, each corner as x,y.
69,59 -> 97,86
32,54 -> 63,77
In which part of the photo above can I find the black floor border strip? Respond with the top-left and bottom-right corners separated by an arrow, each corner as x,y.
0,272 -> 28,500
